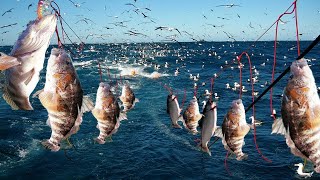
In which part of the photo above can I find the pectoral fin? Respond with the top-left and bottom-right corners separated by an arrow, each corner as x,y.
2,86 -> 19,110
81,96 -> 94,113
271,118 -> 286,135
0,52 -> 20,70
213,126 -> 223,138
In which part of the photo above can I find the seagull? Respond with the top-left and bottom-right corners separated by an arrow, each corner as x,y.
214,93 -> 220,100
155,26 -> 181,35
249,116 -> 263,126
2,8 -> 14,16
28,4 -> 33,10
294,163 -> 313,178
204,90 -> 211,96
0,23 -> 17,29
201,101 -> 207,111
241,86 -> 248,93
217,16 -> 230,20
226,83 -> 230,89
206,23 -> 224,28
216,4 -> 241,8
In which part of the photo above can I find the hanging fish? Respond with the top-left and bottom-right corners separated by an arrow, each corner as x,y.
119,84 -> 139,112
272,58 -> 320,173
39,48 -> 93,151
183,96 -> 203,134
92,82 -> 127,144
199,100 -> 218,156
0,14 -> 57,110
217,99 -> 252,161
166,94 -> 184,128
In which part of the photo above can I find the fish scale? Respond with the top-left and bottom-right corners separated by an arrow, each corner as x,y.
39,48 -> 93,152
220,99 -> 251,161
0,15 -> 57,110
92,82 -> 126,144
273,58 -> 320,173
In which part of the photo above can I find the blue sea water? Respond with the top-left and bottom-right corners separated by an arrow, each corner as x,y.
0,41 -> 319,179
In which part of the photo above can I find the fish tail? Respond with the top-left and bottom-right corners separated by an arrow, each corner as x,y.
236,153 -> 248,161
172,123 -> 182,129
201,144 -> 211,156
179,115 -> 187,129
119,112 -> 127,121
42,139 -> 60,152
94,137 -> 105,144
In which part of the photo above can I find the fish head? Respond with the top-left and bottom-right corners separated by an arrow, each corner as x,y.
121,84 -> 132,96
188,96 -> 200,114
11,14 -> 57,56
290,58 -> 314,82
97,82 -> 111,97
46,48 -> 77,89
230,99 -> 245,114
35,14 -> 57,34
48,48 -> 74,74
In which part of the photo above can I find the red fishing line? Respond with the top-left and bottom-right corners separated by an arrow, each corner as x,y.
237,52 -> 272,163
270,0 -> 298,121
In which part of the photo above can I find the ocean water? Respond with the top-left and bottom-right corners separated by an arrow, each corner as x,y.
0,41 -> 319,179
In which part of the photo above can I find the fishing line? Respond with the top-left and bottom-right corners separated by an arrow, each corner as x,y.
237,52 -> 271,163
224,151 -> 232,176
180,88 -> 187,110
245,35 -> 320,113
270,0 -> 297,121
202,0 -> 298,97
97,61 -> 103,82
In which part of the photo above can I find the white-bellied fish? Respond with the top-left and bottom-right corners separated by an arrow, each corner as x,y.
0,14 -> 57,110
119,84 -> 139,112
272,58 -> 320,173
166,94 -> 183,128
39,48 -> 93,151
199,100 -> 218,156
183,96 -> 202,134
219,99 -> 251,161
92,82 -> 127,144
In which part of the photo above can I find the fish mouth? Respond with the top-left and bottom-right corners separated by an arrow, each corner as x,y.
233,99 -> 242,105
290,58 -> 310,77
37,14 -> 57,33
293,59 -> 308,69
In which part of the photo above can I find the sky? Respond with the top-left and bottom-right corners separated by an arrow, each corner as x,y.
0,0 -> 319,45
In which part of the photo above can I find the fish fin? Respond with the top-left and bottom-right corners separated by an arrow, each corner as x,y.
94,137 -> 106,144
201,143 -> 212,156
96,124 -> 99,129
236,153 -> 248,161
119,96 -> 125,102
179,116 -> 187,129
271,117 -> 286,135
195,114 -> 203,121
65,107 -> 83,139
134,98 -> 139,103
24,68 -> 35,85
110,120 -> 120,136
38,91 -> 58,110
213,126 -> 223,138
42,140 -> 60,152
118,112 -> 127,121
2,86 -> 19,110
0,52 -> 20,70
46,118 -> 51,127
172,123 -> 182,129
81,96 -> 94,113
32,89 -> 44,98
